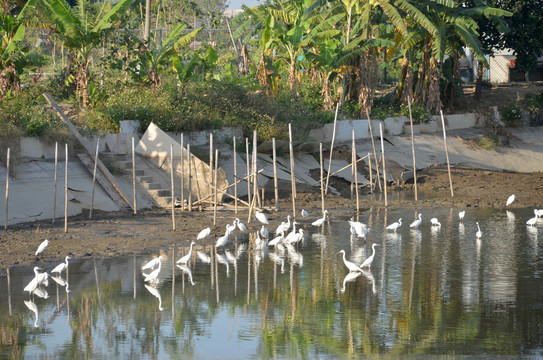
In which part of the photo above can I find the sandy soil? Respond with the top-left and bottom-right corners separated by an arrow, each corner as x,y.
1,165 -> 542,271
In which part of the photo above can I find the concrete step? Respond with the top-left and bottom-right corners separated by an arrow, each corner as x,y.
154,197 -> 171,208
115,160 -> 133,170
137,175 -> 153,183
149,189 -> 171,197
143,182 -> 162,190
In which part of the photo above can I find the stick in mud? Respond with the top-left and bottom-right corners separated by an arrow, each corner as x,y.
379,124 -> 388,207
132,137 -> 137,214
90,139 -> 99,219
289,123 -> 296,218
245,138 -> 251,208
366,108 -> 382,191
170,144 -> 175,231
53,142 -> 58,224
233,136 -> 238,214
209,132 -> 213,177
325,103 -> 339,194
368,153 -> 373,193
187,144 -> 192,211
4,148 -> 9,231
408,97 -> 418,201
252,130 -> 260,207
440,110 -> 454,197
214,149 -> 218,225
272,138 -> 278,211
353,129 -> 359,211
64,143 -> 68,233
320,143 -> 325,214
180,133 -> 184,211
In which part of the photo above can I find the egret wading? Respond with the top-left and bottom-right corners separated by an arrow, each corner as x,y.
177,242 -> 196,265
360,243 -> 379,269
312,210 -> 329,226
476,222 -> 483,239
51,256 -> 71,275
338,250 -> 362,272
410,214 -> 422,229
387,218 -> 402,232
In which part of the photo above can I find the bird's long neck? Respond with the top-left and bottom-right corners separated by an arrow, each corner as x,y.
342,251 -> 347,264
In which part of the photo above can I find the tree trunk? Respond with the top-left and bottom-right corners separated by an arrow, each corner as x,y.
474,61 -> 484,100
322,73 -> 332,110
0,65 -> 20,100
394,55 -> 409,106
257,52 -> 270,96
289,56 -> 298,98
425,56 -> 442,114
358,50 -> 377,116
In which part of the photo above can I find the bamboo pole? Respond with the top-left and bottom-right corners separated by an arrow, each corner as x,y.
170,144 -> 175,231
53,142 -> 58,224
366,108 -> 382,191
245,138 -> 251,206
440,110 -> 454,197
252,131 -> 260,207
209,132 -> 213,175
233,136 -> 238,214
4,148 -> 9,230
89,138 -> 100,219
289,123 -> 296,218
319,143 -> 325,214
132,137 -> 136,214
213,150 -> 218,225
368,152 -> 373,192
353,129 -> 359,211
351,129 -> 355,199
272,138 -> 278,211
379,124 -> 388,207
408,97 -> 418,201
64,144 -> 68,233
325,103 -> 339,194
7,268 -> 11,315
180,133 -> 184,211
187,144 -> 192,211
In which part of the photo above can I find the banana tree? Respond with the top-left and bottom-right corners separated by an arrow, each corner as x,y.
0,0 -> 42,99
132,23 -> 202,87
40,0 -> 135,108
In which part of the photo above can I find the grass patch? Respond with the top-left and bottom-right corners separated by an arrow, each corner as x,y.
477,133 -> 501,150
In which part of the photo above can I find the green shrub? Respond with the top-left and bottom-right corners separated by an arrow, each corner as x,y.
401,102 -> 431,123
500,102 -> 522,127
477,133 -> 501,150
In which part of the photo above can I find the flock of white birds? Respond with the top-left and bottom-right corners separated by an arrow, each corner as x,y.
23,194 -> 543,298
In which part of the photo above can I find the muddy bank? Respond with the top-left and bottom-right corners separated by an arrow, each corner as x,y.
1,166 -> 542,270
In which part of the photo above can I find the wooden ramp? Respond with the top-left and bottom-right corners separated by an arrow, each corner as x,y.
43,93 -> 132,210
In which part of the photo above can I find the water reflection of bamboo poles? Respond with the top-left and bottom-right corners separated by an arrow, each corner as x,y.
133,254 -> 136,299
94,258 -> 102,308
247,247 -> 251,305
171,247 -> 175,314
7,268 -> 12,315
215,247 -> 220,303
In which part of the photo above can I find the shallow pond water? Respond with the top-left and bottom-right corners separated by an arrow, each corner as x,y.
1,207 -> 543,359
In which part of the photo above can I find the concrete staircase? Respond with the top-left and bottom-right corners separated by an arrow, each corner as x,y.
114,157 -> 172,208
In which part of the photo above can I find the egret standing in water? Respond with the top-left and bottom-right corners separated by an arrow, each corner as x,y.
386,218 -> 402,232
177,242 -> 196,265
527,210 -> 538,226
506,194 -> 515,206
35,239 -> 49,257
51,256 -> 71,275
360,243 -> 379,269
430,218 -> 441,226
24,267 -> 43,295
459,211 -> 465,222
410,214 -> 422,229
235,218 -> 247,232
312,210 -> 329,226
338,250 -> 362,272
476,222 -> 483,239
143,257 -> 163,284
301,209 -> 309,218
142,255 -> 163,271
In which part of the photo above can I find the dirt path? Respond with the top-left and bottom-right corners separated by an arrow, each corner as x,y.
1,166 -> 542,271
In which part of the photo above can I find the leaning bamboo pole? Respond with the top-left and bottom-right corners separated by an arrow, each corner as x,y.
132,137 -> 137,214
170,144 -> 175,231
408,97 -> 418,201
379,124 -> 388,207
366,108 -> 382,191
53,142 -> 58,224
289,124 -> 296,219
272,138 -> 279,211
325,103 -> 339,194
180,133 -> 184,211
89,139 -> 100,219
440,110 -> 454,197
213,150 -> 218,225
187,144 -> 192,211
319,143 -> 325,214
4,148 -> 9,231
353,129 -> 359,211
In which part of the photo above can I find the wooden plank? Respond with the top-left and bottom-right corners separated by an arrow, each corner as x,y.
43,94 -> 131,210
77,153 -> 128,209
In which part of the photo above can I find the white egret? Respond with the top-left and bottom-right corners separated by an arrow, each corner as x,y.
215,233 -> 229,248
225,223 -> 235,237
24,300 -> 39,327
386,218 -> 402,232
338,250 -> 363,272
459,210 -> 465,221
476,222 -> 483,239
301,209 -> 309,218
527,210 -> 538,226
141,255 -> 163,271
143,256 -> 163,284
360,243 -> 379,269
33,286 -> 49,299
144,284 -> 164,311
176,264 -> 196,285
196,227 -> 211,241
287,229 -> 304,246
235,218 -> 247,232
284,222 -> 299,243
410,214 -> 423,229
35,239 -> 49,257
176,242 -> 196,264
349,219 -> 369,238
36,270 -> 49,287
260,225 -> 269,239
268,232 -> 285,247
506,194 -> 515,206
23,267 -> 42,294
312,210 -> 329,226
535,209 -> 543,218
275,215 -> 291,235
51,256 -> 71,275
255,210 -> 269,225
430,218 -> 441,226
51,275 -> 68,288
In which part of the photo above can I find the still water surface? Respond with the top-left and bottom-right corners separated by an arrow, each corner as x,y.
1,207 -> 543,359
